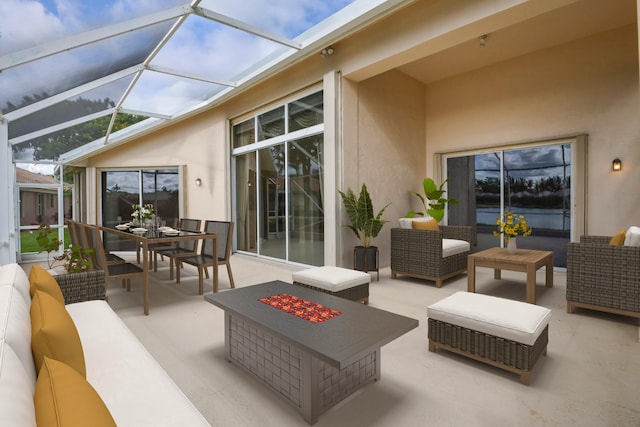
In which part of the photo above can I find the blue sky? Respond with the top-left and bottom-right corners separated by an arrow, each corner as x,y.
3,0 -> 356,173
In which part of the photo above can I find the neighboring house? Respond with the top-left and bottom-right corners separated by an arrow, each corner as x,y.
16,167 -> 71,226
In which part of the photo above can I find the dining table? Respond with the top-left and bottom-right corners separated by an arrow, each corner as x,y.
100,225 -> 217,315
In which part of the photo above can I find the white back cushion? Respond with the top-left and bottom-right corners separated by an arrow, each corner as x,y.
0,342 -> 37,427
0,286 -> 37,390
624,226 -> 640,246
0,263 -> 31,306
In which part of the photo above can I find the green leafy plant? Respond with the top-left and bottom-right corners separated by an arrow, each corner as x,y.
54,245 -> 95,273
407,178 -> 457,222
35,223 -> 63,269
339,183 -> 390,247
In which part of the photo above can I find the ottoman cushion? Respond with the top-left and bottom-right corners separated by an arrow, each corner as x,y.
292,266 -> 370,292
427,292 -> 551,346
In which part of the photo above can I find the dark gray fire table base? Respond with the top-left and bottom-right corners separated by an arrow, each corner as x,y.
205,281 -> 418,424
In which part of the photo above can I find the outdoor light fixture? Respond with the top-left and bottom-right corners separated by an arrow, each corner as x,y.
320,46 -> 334,58
195,178 -> 202,186
612,158 -> 622,172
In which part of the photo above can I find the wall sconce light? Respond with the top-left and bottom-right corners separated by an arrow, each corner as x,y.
195,178 -> 202,186
612,158 -> 622,172
479,34 -> 488,47
320,46 -> 334,58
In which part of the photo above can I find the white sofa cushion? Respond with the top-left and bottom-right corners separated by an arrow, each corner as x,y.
442,239 -> 470,258
292,266 -> 370,291
624,226 -> 640,246
0,286 -> 37,389
0,263 -> 31,306
427,292 -> 551,346
67,300 -> 211,427
0,341 -> 37,427
398,218 -> 414,229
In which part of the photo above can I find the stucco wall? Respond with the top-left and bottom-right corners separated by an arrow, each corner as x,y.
341,70 -> 426,267
425,25 -> 640,236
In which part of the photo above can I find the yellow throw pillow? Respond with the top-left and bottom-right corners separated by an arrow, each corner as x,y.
412,219 -> 440,231
35,357 -> 116,427
609,229 -> 626,246
31,291 -> 86,377
29,265 -> 65,305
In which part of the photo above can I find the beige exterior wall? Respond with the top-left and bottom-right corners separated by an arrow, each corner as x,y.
84,12 -> 640,268
424,25 -> 640,236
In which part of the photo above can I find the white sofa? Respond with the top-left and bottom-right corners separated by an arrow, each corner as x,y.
0,263 -> 211,427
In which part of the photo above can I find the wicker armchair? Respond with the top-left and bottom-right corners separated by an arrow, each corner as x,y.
391,226 -> 473,287
566,235 -> 640,319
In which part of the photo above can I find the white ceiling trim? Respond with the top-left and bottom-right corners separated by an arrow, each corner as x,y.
193,6 -> 302,49
9,108 -> 116,146
0,5 -> 190,72
3,66 -> 141,122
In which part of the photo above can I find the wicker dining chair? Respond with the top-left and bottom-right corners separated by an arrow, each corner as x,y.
175,220 -> 235,294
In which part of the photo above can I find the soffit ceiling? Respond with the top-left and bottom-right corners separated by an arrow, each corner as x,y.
397,0 -> 637,84
0,0 -> 411,166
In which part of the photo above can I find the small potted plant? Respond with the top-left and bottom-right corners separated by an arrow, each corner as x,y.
493,210 -> 533,254
339,183 -> 390,274
35,223 -> 63,270
407,178 -> 457,222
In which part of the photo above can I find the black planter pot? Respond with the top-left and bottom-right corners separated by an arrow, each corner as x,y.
353,246 -> 379,281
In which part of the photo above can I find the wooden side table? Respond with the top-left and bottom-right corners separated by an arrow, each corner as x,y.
467,247 -> 553,304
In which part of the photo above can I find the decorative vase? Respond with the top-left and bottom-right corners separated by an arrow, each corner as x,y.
507,238 -> 517,254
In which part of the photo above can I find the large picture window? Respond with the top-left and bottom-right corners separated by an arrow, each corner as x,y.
232,90 -> 324,266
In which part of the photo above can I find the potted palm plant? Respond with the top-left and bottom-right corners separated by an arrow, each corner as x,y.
339,183 -> 390,274
407,177 -> 457,222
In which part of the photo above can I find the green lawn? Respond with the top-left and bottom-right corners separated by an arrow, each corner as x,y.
20,229 -> 71,253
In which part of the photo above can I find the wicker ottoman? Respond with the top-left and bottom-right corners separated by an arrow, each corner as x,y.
427,292 -> 551,385
292,266 -> 370,304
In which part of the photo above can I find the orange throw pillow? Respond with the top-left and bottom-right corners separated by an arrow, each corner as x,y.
35,357 -> 116,427
609,229 -> 626,246
29,265 -> 65,305
412,219 -> 440,231
30,291 -> 86,377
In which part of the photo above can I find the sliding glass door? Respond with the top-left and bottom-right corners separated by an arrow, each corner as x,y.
232,90 -> 325,266
447,143 -> 572,267
101,169 -> 180,251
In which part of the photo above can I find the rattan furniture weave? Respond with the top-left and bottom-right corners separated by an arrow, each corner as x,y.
53,269 -> 106,304
391,226 -> 472,287
567,235 -> 640,319
428,318 -> 548,385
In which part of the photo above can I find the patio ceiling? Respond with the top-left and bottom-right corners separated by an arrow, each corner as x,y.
0,0 -> 410,168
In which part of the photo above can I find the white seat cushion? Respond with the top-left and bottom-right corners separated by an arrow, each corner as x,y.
67,300 -> 211,427
292,266 -> 370,292
624,226 -> 640,246
427,292 -> 551,346
442,239 -> 470,258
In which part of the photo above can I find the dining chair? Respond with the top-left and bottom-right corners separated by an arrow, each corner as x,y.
66,219 -> 82,247
80,222 -> 125,270
87,225 -> 144,292
150,218 -> 195,271
155,219 -> 202,279
175,221 -> 235,294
